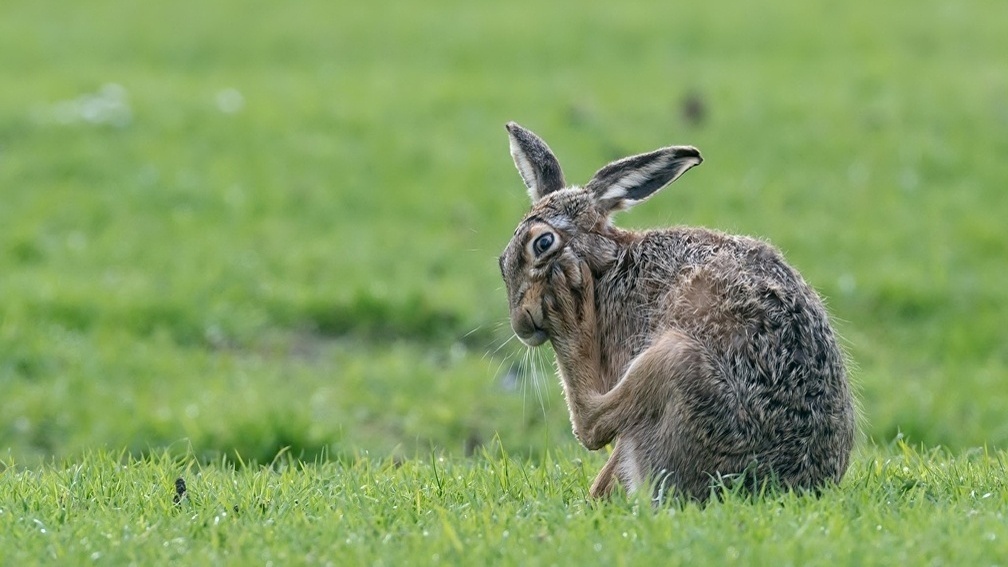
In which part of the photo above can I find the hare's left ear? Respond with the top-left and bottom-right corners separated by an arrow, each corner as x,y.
586,146 -> 702,212
506,122 -> 567,202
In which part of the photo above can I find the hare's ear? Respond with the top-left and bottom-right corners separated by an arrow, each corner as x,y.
506,122 -> 567,202
585,146 -> 702,212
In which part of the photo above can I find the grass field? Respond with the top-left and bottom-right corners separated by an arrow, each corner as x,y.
2,445 -> 1007,564
2,0 -> 1007,563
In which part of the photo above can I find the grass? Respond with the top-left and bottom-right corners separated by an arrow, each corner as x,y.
2,444 -> 1007,565
1,0 -> 1007,563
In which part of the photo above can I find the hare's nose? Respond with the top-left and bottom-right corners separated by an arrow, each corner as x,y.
511,308 -> 548,347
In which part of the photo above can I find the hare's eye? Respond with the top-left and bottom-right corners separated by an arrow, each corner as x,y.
532,232 -> 555,257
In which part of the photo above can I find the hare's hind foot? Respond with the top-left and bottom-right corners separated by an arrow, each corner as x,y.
588,438 -> 644,498
591,447 -> 686,503
589,441 -> 620,498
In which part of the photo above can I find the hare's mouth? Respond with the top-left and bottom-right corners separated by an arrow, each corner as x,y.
512,307 -> 548,347
517,328 -> 548,348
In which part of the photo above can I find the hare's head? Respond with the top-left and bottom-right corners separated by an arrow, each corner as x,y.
499,122 -> 702,346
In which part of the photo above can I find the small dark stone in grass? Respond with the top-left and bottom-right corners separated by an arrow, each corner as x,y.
173,477 -> 187,505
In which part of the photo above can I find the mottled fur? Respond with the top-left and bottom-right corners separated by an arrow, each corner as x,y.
498,122 -> 855,502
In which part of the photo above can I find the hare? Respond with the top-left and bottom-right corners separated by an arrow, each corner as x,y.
498,122 -> 855,502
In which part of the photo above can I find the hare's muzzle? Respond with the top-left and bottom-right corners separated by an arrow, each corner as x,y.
511,306 -> 548,347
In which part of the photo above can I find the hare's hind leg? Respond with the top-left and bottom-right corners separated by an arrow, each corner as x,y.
579,328 -> 730,500
588,437 -> 624,494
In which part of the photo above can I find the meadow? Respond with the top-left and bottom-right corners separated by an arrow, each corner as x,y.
1,0 -> 1007,563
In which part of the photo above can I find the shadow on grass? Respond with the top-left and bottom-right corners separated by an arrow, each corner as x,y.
27,290 -> 494,351
129,413 -> 347,467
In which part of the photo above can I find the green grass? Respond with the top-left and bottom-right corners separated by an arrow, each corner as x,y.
1,0 -> 1007,563
2,444 -> 1007,565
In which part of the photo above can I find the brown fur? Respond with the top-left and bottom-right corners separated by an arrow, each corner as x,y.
499,123 -> 855,502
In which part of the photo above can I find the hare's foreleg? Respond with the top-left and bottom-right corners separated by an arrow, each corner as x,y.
576,328 -> 714,452
544,260 -> 611,438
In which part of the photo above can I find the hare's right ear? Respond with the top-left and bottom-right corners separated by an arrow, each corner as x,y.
506,122 -> 567,202
586,146 -> 702,212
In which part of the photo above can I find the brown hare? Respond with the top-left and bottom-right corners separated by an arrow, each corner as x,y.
498,122 -> 855,502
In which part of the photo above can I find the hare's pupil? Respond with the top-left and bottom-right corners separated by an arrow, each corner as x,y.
533,233 -> 554,256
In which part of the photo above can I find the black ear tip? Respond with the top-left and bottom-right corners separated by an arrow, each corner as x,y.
673,146 -> 702,165
680,146 -> 702,160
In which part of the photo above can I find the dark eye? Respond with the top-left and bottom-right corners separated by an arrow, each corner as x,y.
532,232 -> 555,257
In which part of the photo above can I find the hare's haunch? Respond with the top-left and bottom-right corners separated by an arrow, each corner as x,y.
498,122 -> 855,501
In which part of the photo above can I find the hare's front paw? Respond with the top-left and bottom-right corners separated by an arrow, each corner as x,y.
543,258 -> 596,357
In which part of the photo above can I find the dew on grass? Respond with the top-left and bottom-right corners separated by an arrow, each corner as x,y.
216,88 -> 245,114
33,83 -> 132,127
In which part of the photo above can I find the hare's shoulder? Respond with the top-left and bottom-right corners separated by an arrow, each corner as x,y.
640,226 -> 821,329
638,226 -> 794,282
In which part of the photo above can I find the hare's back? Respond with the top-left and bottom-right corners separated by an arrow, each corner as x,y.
650,227 -> 846,389
657,227 -> 853,479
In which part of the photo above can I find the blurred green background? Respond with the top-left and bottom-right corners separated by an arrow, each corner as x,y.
1,0 -> 1006,466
